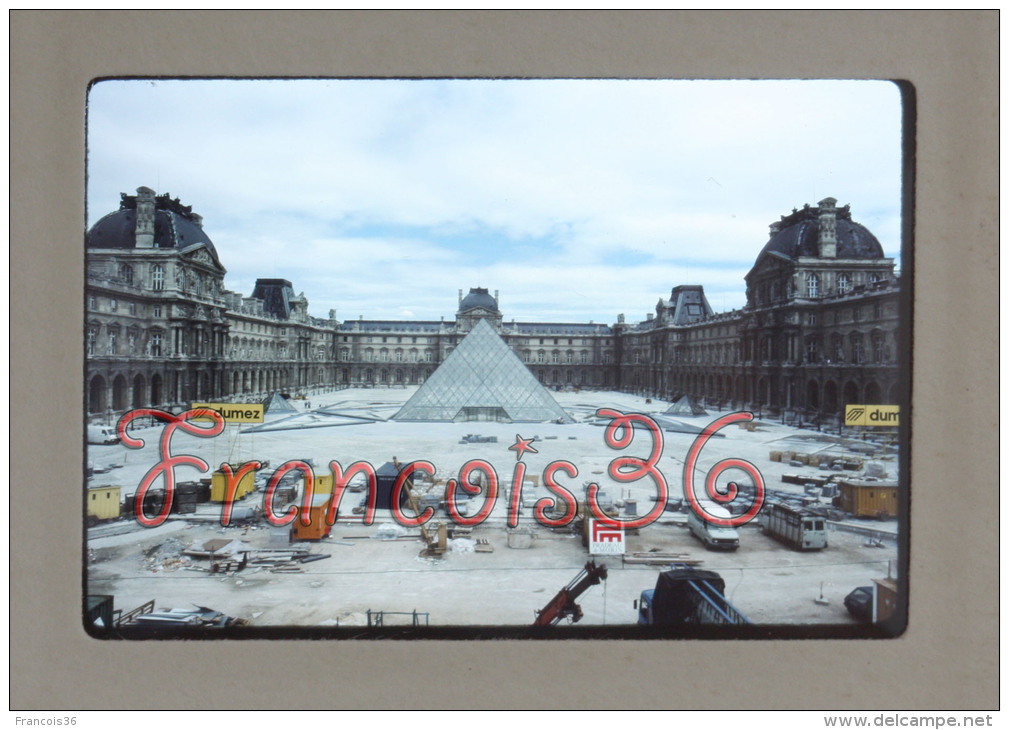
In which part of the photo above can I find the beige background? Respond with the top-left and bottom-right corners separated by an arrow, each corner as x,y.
10,11 -> 998,710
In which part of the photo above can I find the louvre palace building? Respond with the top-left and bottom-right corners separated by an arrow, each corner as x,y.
85,186 -> 905,428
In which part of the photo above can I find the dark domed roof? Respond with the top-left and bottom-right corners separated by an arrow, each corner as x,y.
87,189 -> 220,263
757,201 -> 884,262
459,287 -> 499,313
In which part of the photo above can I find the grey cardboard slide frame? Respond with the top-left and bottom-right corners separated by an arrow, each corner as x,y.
10,10 -> 998,710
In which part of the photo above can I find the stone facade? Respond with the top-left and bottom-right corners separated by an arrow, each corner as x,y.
86,188 -> 904,429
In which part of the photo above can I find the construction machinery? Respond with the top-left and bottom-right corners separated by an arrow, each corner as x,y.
533,560 -> 608,627
635,564 -> 750,625
393,457 -> 448,558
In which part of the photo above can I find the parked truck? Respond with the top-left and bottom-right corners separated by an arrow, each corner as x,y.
759,501 -> 828,550
635,565 -> 750,625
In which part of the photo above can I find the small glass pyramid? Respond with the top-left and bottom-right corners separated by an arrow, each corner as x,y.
393,318 -> 573,423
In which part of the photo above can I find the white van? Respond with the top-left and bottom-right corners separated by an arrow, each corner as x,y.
687,500 -> 740,551
87,424 -> 119,445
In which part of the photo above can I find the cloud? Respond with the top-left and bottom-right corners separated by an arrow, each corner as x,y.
87,78 -> 905,324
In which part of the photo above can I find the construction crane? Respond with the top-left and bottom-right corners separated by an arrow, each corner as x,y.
393,457 -> 447,558
533,560 -> 608,627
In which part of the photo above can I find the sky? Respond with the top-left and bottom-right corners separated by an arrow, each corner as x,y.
86,78 -> 905,324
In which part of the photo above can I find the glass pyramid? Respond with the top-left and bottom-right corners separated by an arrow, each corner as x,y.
393,318 -> 574,423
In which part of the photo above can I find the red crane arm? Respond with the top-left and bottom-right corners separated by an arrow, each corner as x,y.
533,561 -> 608,627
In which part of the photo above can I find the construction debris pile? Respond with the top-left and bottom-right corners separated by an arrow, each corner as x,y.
141,538 -> 192,573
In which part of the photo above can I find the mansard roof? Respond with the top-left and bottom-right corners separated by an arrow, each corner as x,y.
87,189 -> 222,267
755,200 -> 884,265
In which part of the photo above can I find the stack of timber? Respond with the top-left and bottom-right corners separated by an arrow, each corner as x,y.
622,551 -> 703,566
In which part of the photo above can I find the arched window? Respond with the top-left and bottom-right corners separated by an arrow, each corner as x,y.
119,264 -> 133,285
806,273 -> 819,298
837,273 -> 852,294
151,265 -> 165,291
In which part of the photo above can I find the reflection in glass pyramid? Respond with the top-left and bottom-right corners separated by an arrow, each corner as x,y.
393,318 -> 574,423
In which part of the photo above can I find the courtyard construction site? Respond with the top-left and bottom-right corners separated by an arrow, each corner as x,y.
85,386 -> 903,636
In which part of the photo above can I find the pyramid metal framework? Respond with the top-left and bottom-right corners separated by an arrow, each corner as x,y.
393,318 -> 574,423
664,395 -> 708,417
263,391 -> 299,414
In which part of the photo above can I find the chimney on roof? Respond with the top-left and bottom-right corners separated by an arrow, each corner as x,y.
494,289 -> 499,306
459,289 -> 463,306
769,221 -> 782,237
135,186 -> 156,248
190,213 -> 203,228
817,197 -> 838,258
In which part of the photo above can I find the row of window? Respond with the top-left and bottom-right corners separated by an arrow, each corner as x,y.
87,328 -> 163,357
335,348 -> 611,365
88,296 -> 163,319
343,334 -> 613,347
622,328 -> 893,367
806,332 -> 890,365
522,350 -> 598,365
751,272 -> 886,306
111,262 -> 218,297
805,271 -> 881,298
345,368 -> 610,387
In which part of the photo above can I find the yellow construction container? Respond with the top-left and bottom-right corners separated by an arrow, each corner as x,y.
210,465 -> 256,502
836,480 -> 899,519
291,494 -> 334,541
87,484 -> 122,523
312,473 -> 334,496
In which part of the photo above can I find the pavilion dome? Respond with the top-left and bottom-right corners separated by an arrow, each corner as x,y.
86,187 -> 221,264
459,287 -> 499,313
757,200 -> 884,262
